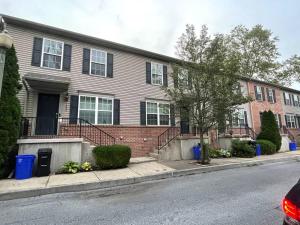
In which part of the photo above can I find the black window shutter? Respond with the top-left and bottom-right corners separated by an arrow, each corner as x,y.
140,101 -> 146,125
244,111 -> 248,126
278,114 -> 282,128
163,65 -> 168,87
298,96 -> 300,107
31,37 -> 43,67
283,92 -> 287,105
82,48 -> 90,74
285,115 -> 288,128
69,95 -> 79,124
273,89 -> 276,103
289,94 -> 293,105
113,99 -> 120,125
180,108 -> 189,134
173,73 -> 178,88
170,104 -> 175,126
254,86 -> 258,100
261,87 -> 265,101
266,88 -> 270,102
107,53 -> 113,78
293,95 -> 296,106
146,62 -> 151,84
62,44 -> 72,71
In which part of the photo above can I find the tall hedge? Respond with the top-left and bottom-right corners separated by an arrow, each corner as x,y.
0,45 -> 22,178
256,110 -> 281,151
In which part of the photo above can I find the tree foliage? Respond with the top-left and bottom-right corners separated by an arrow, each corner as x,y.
256,110 -> 282,151
0,45 -> 22,177
166,25 -> 250,164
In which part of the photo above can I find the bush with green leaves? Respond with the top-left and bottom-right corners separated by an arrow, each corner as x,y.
209,148 -> 231,158
256,110 -> 281,151
62,161 -> 80,174
81,161 -> 93,171
93,145 -> 131,170
256,140 -> 277,155
231,139 -> 255,158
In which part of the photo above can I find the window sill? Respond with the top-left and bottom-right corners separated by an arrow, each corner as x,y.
83,74 -> 108,79
37,66 -> 66,72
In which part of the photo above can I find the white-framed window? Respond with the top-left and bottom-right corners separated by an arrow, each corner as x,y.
293,94 -> 299,107
41,38 -> 64,70
267,89 -> 274,103
284,92 -> 291,105
274,114 -> 281,127
286,114 -> 296,128
232,109 -> 246,127
78,95 -> 113,125
146,101 -> 170,126
178,68 -> 189,87
151,62 -> 163,85
255,86 -> 263,101
90,49 -> 107,76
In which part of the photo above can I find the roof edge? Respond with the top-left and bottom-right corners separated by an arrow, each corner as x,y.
1,14 -> 180,63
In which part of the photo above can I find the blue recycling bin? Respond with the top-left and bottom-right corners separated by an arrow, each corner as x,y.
193,145 -> 201,160
289,142 -> 297,151
256,144 -> 261,156
15,155 -> 36,180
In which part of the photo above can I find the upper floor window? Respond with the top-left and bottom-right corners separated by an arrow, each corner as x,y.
178,69 -> 189,87
90,49 -> 107,76
41,38 -> 64,70
293,94 -> 299,107
146,101 -> 170,126
79,95 -> 113,125
284,92 -> 291,105
255,86 -> 263,101
151,63 -> 163,85
267,89 -> 275,103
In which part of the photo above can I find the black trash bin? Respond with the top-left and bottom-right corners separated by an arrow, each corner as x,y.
36,148 -> 52,177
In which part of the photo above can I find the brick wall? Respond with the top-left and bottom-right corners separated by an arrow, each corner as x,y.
247,81 -> 285,133
60,125 -> 170,157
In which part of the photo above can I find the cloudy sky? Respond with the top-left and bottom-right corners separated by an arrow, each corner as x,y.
1,0 -> 300,87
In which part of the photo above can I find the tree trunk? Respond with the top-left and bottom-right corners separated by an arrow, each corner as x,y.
200,132 -> 210,164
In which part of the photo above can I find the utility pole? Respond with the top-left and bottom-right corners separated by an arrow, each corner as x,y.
0,16 -> 13,97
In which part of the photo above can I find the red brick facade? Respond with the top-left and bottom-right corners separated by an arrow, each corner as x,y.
60,125 -> 170,157
247,81 -> 284,133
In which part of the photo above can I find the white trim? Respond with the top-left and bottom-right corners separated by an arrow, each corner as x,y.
146,100 -> 170,126
150,62 -> 163,86
89,48 -> 107,77
40,37 -> 64,70
78,94 -> 114,125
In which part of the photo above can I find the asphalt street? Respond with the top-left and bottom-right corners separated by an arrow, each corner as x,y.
0,160 -> 299,225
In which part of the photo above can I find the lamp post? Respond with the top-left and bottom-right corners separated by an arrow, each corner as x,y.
0,16 -> 13,97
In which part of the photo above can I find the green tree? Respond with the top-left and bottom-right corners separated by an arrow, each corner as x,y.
0,45 -> 22,177
229,25 -> 300,85
166,25 -> 250,164
256,110 -> 282,151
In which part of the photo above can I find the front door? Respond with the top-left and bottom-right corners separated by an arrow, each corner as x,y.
35,93 -> 60,135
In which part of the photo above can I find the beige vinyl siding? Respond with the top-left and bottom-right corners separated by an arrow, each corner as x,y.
8,24 -> 173,125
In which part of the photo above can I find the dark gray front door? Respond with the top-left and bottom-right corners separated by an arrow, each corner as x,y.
36,93 -> 60,135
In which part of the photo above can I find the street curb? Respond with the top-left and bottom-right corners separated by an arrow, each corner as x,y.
0,155 -> 299,201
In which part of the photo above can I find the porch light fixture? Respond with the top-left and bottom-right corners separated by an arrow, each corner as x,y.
0,16 -> 13,97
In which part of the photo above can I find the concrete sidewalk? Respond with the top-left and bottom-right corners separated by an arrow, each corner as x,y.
0,151 -> 299,201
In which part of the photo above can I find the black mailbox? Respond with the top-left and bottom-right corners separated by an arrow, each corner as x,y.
36,148 -> 52,177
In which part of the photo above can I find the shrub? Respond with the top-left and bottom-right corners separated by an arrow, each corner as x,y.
93,145 -> 131,170
231,139 -> 255,158
0,46 -> 22,178
209,148 -> 231,158
62,161 -> 80,174
256,140 -> 277,155
81,162 -> 93,171
256,110 -> 281,151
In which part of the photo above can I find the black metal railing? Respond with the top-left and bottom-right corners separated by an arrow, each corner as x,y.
223,124 -> 257,140
19,117 -> 115,146
157,127 -> 180,151
282,125 -> 295,141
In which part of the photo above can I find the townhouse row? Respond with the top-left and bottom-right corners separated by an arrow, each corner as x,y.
3,15 -> 300,156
